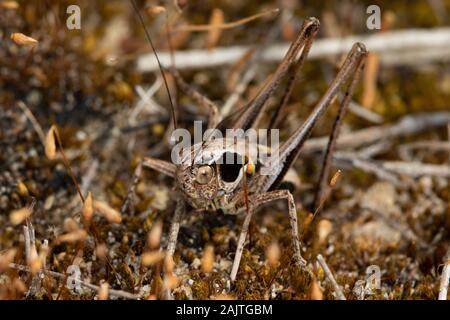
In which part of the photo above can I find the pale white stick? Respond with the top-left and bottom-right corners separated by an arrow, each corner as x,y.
317,254 -> 346,300
8,263 -> 139,300
380,161 -> 450,178
137,28 -> 450,72
447,123 -> 450,164
438,249 -> 450,300
302,112 -> 450,154
17,101 -> 46,147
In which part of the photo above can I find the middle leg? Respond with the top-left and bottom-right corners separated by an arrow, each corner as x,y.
230,189 -> 307,281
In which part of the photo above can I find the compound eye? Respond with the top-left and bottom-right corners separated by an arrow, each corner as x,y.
196,165 -> 213,184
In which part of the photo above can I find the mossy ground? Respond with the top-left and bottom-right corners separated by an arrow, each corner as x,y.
0,0 -> 449,299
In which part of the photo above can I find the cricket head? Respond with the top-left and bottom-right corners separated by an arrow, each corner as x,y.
175,138 -> 256,210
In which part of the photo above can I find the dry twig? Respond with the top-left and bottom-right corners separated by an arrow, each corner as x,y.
317,254 -> 346,300
8,263 -> 139,300
302,112 -> 450,153
137,28 -> 450,71
438,248 -> 450,300
17,101 -> 46,147
175,9 -> 279,32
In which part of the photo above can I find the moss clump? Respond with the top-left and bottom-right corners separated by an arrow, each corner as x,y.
289,266 -> 312,297
192,279 -> 210,299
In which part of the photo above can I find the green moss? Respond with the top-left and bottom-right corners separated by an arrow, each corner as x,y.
192,279 -> 210,299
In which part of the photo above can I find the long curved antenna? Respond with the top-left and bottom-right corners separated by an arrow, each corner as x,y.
130,0 -> 177,130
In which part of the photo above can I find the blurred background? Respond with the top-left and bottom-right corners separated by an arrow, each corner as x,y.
0,0 -> 450,300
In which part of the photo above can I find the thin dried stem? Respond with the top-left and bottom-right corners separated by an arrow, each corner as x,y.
381,161 -> 450,178
447,123 -> 450,164
52,127 -> 85,203
316,254 -> 346,300
8,263 -> 138,300
137,28 -> 450,71
348,101 -> 383,124
176,9 -> 279,32
17,101 -> 46,147
438,248 -> 450,300
302,112 -> 450,154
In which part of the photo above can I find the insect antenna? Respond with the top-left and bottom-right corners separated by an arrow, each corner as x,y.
130,0 -> 178,130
